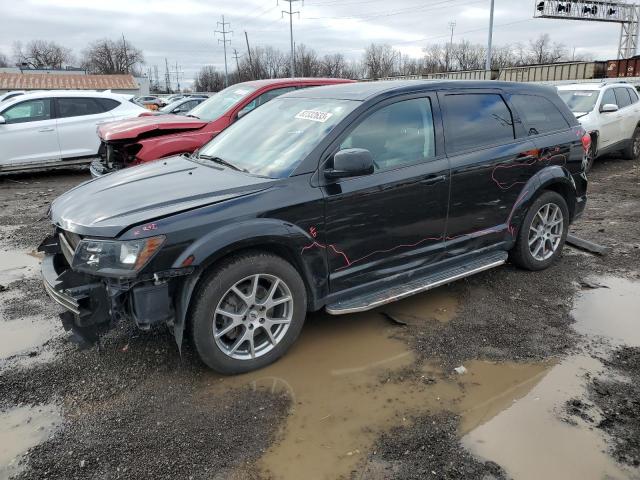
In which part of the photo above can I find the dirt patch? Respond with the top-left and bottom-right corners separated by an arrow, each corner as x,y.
566,347 -> 640,468
360,412 -> 505,480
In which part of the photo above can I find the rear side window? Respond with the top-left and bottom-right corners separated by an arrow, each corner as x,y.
614,88 -> 632,109
510,94 -> 569,135
2,98 -> 52,124
56,97 -> 104,118
443,93 -> 514,154
96,98 -> 120,112
629,88 -> 639,103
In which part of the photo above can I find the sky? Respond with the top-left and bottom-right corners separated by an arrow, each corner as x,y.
0,0 -> 625,88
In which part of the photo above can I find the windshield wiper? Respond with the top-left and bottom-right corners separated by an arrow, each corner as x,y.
196,154 -> 248,172
186,114 -> 200,119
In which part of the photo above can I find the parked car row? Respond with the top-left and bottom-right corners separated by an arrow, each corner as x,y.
39,79 -> 591,374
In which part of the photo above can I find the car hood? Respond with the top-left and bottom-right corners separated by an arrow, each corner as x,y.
51,156 -> 275,237
98,114 -> 210,142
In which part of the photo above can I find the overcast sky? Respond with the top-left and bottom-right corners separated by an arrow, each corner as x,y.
0,0 -> 623,88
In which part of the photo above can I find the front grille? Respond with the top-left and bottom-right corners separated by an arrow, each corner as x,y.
59,230 -> 81,265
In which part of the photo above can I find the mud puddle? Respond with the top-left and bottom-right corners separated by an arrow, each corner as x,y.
203,290 -> 560,480
0,315 -> 60,363
462,277 -> 640,480
0,404 -> 62,479
0,250 -> 41,286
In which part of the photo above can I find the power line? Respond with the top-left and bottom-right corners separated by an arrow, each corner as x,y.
215,15 -> 232,87
281,0 -> 303,77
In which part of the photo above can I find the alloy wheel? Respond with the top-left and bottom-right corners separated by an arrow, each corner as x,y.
528,203 -> 564,261
213,274 -> 293,360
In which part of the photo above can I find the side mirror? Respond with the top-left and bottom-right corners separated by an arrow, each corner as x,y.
325,148 -> 374,179
600,103 -> 619,113
0,115 -> 5,125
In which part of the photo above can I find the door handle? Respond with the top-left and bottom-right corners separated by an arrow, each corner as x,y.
421,174 -> 446,186
38,127 -> 55,132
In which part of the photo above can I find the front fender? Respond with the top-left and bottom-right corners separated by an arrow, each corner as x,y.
171,218 -> 330,350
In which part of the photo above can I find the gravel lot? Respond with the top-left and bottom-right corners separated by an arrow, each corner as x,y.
0,155 -> 639,479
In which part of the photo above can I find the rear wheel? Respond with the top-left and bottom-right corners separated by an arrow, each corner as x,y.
190,252 -> 307,374
622,126 -> 640,160
510,191 -> 569,271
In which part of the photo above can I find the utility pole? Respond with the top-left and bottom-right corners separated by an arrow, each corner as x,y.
173,62 -> 184,92
164,57 -> 171,93
244,31 -> 254,79
122,33 -> 129,72
446,21 -> 456,71
215,15 -> 232,88
232,48 -> 242,72
281,0 -> 302,77
485,0 -> 495,72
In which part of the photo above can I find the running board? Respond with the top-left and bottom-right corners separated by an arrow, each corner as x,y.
326,251 -> 508,315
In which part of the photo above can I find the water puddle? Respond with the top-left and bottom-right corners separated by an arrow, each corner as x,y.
0,404 -> 62,479
572,276 -> 640,347
0,250 -> 41,286
461,277 -> 640,480
0,316 -> 60,362
200,290 -> 564,480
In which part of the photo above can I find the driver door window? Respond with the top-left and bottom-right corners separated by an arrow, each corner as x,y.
339,98 -> 435,172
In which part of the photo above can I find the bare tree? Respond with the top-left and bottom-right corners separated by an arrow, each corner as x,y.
528,33 -> 567,64
81,37 -> 144,75
363,43 -> 396,79
0,51 -> 9,68
13,40 -> 73,69
193,66 -> 225,92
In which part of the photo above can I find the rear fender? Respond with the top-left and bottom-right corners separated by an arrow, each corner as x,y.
508,165 -> 577,236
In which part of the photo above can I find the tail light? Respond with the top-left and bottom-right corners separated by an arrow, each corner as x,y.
581,132 -> 591,153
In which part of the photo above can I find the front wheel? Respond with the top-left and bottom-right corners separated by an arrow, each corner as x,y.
510,191 -> 569,271
622,126 -> 640,161
189,252 -> 307,374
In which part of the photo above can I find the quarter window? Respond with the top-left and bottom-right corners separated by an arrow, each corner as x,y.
443,94 -> 514,154
57,98 -> 104,118
614,88 -> 632,109
96,98 -> 120,112
510,94 -> 569,135
2,98 -> 52,124
340,98 -> 435,171
628,88 -> 639,103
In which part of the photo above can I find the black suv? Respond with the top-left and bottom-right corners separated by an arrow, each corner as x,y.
40,81 -> 589,374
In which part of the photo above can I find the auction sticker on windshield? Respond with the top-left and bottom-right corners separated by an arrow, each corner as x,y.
295,110 -> 333,122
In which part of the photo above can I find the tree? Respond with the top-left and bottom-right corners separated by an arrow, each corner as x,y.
363,43 -> 396,79
193,66 -> 225,92
0,51 -> 9,68
13,40 -> 73,69
81,37 -> 144,75
528,33 -> 566,64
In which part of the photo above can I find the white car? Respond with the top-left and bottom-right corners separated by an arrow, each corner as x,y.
557,82 -> 640,170
0,91 -> 146,173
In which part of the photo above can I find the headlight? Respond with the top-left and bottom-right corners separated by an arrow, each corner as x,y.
72,235 -> 165,277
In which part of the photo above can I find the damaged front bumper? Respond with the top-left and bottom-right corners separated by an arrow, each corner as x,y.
39,233 -> 193,346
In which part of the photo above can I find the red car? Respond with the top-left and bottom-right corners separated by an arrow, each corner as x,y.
91,77 -> 354,176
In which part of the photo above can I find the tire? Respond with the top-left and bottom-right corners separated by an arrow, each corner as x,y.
510,191 -> 569,271
189,251 -> 307,374
622,126 -> 640,160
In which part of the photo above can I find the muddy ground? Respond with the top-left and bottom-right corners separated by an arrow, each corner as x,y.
0,155 -> 639,480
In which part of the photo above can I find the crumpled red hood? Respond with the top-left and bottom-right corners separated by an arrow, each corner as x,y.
98,114 -> 209,142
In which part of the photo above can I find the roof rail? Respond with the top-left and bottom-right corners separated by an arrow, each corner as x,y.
600,78 -> 629,85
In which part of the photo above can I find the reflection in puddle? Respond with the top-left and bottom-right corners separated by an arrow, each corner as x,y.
0,250 -> 41,286
0,404 -> 62,479
572,276 -> 640,347
463,277 -> 640,480
205,290 -> 557,480
463,355 -> 633,480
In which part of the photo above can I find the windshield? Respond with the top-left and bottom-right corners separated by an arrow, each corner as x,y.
196,97 -> 359,178
557,90 -> 598,113
188,84 -> 257,121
